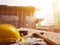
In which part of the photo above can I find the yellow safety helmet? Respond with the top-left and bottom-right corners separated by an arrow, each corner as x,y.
0,24 -> 21,42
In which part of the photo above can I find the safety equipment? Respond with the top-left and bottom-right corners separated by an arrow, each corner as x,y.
0,24 -> 20,42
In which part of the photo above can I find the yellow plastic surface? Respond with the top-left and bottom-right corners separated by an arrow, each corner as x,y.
0,24 -> 20,42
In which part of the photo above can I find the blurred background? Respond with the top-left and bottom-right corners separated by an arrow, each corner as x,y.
0,0 -> 60,32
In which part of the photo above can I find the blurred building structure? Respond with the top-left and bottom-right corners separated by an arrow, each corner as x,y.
0,5 -> 35,28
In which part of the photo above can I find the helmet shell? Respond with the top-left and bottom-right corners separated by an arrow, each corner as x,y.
0,24 -> 20,42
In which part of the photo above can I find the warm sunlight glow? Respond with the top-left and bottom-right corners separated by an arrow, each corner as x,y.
58,0 -> 60,11
34,0 -> 54,26
34,0 -> 53,19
